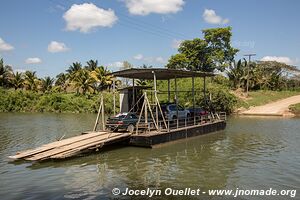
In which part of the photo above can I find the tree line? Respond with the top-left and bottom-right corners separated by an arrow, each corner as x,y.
1,27 -> 300,97
166,27 -> 300,92
0,59 -> 119,94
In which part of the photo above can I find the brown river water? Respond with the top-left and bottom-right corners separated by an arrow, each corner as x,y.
0,113 -> 299,200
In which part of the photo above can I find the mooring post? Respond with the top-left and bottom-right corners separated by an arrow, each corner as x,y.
113,79 -> 116,116
167,79 -> 170,103
93,94 -> 104,131
144,92 -> 148,124
175,76 -> 179,129
203,76 -> 206,108
136,94 -> 146,134
192,75 -> 195,125
153,71 -> 159,130
132,78 -> 135,112
101,95 -> 105,130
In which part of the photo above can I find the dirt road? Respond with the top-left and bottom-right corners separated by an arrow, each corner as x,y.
241,95 -> 300,116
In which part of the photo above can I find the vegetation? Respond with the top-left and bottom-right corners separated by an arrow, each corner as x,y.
164,27 -> 300,112
156,78 -> 237,113
289,103 -> 300,115
0,58 -> 120,114
226,60 -> 300,91
166,27 -> 238,72
236,90 -> 300,109
1,27 -> 300,114
0,88 -> 117,113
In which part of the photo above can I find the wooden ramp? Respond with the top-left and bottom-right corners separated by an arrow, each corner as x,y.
9,131 -> 131,161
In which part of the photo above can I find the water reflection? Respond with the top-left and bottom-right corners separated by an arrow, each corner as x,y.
1,114 -> 299,200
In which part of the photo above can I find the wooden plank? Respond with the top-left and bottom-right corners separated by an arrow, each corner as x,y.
10,131 -> 105,159
9,131 -> 107,159
35,133 -> 129,160
50,133 -> 131,159
25,132 -> 126,161
25,133 -> 114,160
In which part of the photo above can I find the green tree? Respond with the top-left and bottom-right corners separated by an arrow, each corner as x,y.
66,62 -> 82,81
166,27 -> 238,72
24,71 -> 39,91
90,66 -> 113,91
72,69 -> 95,94
85,59 -> 98,71
202,27 -> 238,70
253,61 -> 290,90
10,72 -> 24,90
0,58 -> 13,87
226,59 -> 247,89
41,76 -> 54,93
55,73 -> 69,92
165,54 -> 189,69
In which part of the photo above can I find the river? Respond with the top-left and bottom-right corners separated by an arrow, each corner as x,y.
0,113 -> 299,199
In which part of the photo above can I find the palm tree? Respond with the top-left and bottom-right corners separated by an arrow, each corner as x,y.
226,59 -> 247,89
85,59 -> 98,71
66,62 -> 82,81
135,79 -> 147,86
90,66 -> 113,91
10,72 -> 24,90
72,69 -> 95,94
24,71 -> 39,91
55,73 -> 69,92
41,76 -> 54,93
0,58 -> 13,87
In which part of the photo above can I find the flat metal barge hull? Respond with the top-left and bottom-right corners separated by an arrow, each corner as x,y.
129,120 -> 226,147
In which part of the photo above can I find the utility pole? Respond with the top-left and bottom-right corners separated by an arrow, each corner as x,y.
244,53 -> 256,97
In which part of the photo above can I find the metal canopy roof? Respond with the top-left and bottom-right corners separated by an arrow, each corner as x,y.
118,85 -> 152,91
110,68 -> 214,80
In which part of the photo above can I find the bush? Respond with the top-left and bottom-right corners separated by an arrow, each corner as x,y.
0,89 -> 119,114
156,78 -> 237,113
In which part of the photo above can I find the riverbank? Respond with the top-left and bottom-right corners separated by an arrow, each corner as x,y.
241,95 -> 300,116
289,103 -> 300,116
0,88 -> 116,113
235,90 -> 300,116
1,88 -> 300,115
0,85 -> 237,114
236,90 -> 300,108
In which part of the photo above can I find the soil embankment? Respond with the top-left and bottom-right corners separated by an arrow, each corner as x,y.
241,95 -> 300,116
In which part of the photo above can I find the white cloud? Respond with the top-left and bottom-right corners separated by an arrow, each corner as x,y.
15,69 -> 26,73
48,41 -> 69,53
133,54 -> 144,60
25,57 -> 42,64
63,3 -> 118,33
134,54 -> 166,64
0,38 -> 14,51
203,9 -> 229,24
172,39 -> 183,49
260,56 -> 294,65
109,61 -> 124,68
125,0 -> 185,16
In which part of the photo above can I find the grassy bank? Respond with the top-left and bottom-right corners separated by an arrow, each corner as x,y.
237,90 -> 300,109
0,88 -> 117,113
289,103 -> 300,115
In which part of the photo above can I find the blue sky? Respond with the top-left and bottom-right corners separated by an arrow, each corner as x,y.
0,0 -> 299,77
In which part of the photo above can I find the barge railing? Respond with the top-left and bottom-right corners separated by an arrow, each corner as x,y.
135,112 -> 226,134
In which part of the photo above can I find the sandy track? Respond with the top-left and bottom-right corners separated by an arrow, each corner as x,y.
241,95 -> 300,116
